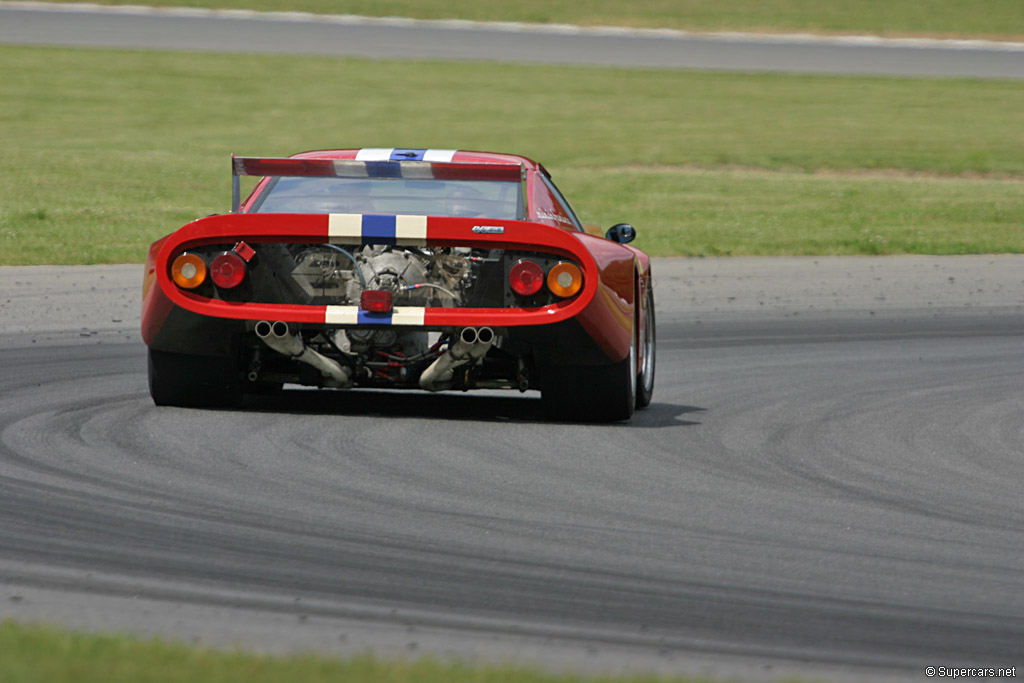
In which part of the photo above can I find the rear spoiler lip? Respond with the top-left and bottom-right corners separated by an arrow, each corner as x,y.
155,212 -> 598,329
231,155 -> 526,213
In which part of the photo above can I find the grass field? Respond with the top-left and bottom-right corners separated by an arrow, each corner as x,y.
1,45 -> 1022,264
0,621 -> 699,683
45,0 -> 1024,40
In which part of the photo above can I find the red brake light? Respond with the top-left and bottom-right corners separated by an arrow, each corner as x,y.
210,251 -> 246,289
360,289 -> 393,313
509,259 -> 544,296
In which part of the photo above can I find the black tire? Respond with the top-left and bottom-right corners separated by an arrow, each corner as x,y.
148,348 -> 241,408
541,333 -> 636,423
635,284 -> 656,409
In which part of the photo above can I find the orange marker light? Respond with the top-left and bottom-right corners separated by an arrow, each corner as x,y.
171,253 -> 207,289
547,262 -> 583,298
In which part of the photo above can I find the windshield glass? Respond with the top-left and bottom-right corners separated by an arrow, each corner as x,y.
251,176 -> 522,219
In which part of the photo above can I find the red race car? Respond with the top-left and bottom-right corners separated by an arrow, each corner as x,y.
142,148 -> 655,421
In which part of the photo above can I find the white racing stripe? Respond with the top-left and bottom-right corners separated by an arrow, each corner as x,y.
354,148 -> 460,163
355,148 -> 394,161
325,305 -> 359,324
397,163 -> 438,179
328,214 -> 428,244
327,213 -> 363,241
395,215 -> 428,244
390,307 -> 427,325
324,305 -> 427,326
422,149 -> 457,162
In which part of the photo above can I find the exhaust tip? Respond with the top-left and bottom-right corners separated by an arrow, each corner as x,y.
477,327 -> 494,344
459,327 -> 478,344
254,320 -> 272,339
271,321 -> 290,338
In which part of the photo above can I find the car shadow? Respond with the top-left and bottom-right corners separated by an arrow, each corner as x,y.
630,402 -> 705,428
239,388 -> 703,428
242,388 -> 545,423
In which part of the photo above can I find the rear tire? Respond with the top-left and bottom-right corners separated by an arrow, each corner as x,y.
148,348 -> 241,408
541,334 -> 636,423
635,285 -> 656,409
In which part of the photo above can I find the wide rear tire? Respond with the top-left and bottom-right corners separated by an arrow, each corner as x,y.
541,334 -> 636,423
148,348 -> 241,408
635,285 -> 656,409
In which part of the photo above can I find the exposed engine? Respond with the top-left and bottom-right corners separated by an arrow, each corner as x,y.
286,243 -> 486,308
246,243 -> 516,391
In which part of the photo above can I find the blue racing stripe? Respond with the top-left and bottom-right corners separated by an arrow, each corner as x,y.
390,148 -> 427,161
361,214 -> 397,244
357,310 -> 393,325
364,161 -> 403,178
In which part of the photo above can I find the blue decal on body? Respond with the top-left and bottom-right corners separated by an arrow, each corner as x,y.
361,215 -> 397,244
364,161 -> 403,178
357,310 -> 393,325
390,148 -> 426,161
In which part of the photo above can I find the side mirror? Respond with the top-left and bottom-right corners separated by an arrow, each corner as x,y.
605,223 -> 636,244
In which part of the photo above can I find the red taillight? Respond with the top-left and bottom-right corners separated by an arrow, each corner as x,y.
210,251 -> 246,289
509,259 -> 544,296
360,289 -> 393,313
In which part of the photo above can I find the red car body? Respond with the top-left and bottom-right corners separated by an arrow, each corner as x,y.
142,149 -> 655,421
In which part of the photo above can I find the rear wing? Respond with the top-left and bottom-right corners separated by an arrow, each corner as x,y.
231,155 -> 526,213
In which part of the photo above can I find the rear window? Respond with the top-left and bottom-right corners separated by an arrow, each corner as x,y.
250,176 -> 522,219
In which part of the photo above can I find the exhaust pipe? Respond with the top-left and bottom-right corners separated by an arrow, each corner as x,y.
468,326 -> 494,360
256,321 -> 353,388
419,327 -> 495,392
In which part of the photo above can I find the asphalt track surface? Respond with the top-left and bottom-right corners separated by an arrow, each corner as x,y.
1,1 -> 1024,78
2,8 -> 1024,680
1,257 -> 1023,680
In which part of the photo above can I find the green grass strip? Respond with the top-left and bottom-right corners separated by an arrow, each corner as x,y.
561,168 -> 1024,257
46,0 -> 1024,40
0,620 -> 708,683
1,45 -> 1023,264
